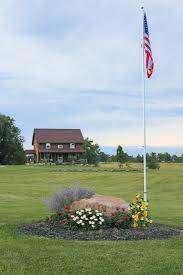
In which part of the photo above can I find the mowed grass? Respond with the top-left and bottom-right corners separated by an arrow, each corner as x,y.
0,163 -> 183,275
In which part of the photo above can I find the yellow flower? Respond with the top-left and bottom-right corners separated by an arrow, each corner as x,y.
133,222 -> 138,228
140,206 -> 144,211
149,219 -> 152,224
143,211 -> 148,217
134,214 -> 139,222
128,207 -> 131,211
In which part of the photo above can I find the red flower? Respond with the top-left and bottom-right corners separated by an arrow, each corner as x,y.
64,205 -> 71,211
59,210 -> 65,215
121,207 -> 126,211
116,216 -> 124,222
61,218 -> 68,224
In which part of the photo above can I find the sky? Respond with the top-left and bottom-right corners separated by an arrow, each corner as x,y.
0,0 -> 183,150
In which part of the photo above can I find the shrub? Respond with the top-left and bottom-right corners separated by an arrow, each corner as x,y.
69,208 -> 105,230
46,205 -> 71,225
111,207 -> 133,229
147,160 -> 160,169
45,185 -> 95,213
128,194 -> 152,228
147,153 -> 160,169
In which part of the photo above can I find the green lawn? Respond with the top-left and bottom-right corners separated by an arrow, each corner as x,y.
0,164 -> 183,274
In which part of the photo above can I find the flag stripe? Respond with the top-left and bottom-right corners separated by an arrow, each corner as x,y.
143,11 -> 154,78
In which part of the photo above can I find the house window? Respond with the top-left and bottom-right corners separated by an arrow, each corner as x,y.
46,143 -> 51,149
70,143 -> 75,149
57,144 -> 63,149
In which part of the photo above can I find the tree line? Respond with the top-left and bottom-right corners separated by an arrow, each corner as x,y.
98,150 -> 183,164
86,140 -> 183,169
1,113 -> 183,166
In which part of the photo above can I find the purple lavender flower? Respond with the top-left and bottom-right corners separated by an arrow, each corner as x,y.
44,184 -> 95,213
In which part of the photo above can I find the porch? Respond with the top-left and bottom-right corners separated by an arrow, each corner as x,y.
38,152 -> 82,163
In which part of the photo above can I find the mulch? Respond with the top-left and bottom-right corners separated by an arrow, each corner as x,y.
49,169 -> 142,173
19,222 -> 182,241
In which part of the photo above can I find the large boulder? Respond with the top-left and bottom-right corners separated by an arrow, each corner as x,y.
71,194 -> 129,216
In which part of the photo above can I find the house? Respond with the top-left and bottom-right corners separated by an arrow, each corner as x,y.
25,129 -> 85,163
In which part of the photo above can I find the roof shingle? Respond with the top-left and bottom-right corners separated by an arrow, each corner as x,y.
32,129 -> 84,144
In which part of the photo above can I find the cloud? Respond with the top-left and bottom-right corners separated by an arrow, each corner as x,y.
0,1 -> 183,148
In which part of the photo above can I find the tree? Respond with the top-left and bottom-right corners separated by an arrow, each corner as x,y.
98,151 -> 110,162
0,113 -> 25,165
108,154 -> 117,162
136,154 -> 143,163
116,145 -> 128,168
171,154 -> 179,163
84,138 -> 100,164
147,152 -> 160,170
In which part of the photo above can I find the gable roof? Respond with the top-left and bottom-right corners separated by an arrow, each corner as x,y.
32,129 -> 84,145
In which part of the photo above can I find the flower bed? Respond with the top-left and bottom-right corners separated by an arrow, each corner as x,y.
19,222 -> 181,241
19,191 -> 182,240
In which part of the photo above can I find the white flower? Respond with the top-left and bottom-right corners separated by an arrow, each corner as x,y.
90,217 -> 93,220
99,213 -> 102,216
96,213 -> 100,216
94,218 -> 98,221
89,221 -> 92,224
99,221 -> 102,225
91,221 -> 95,225
91,225 -> 95,228
95,210 -> 99,213
73,217 -> 77,221
71,215 -> 74,218
89,212 -> 92,214
76,211 -> 82,215
81,209 -> 84,213
81,223 -> 85,225
92,215 -> 96,219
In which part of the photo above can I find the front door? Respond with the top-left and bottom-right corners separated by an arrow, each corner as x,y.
57,154 -> 63,163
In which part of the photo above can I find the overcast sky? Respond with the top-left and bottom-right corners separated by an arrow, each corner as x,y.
0,0 -> 183,148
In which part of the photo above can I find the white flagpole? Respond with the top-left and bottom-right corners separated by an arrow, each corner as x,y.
141,6 -> 147,202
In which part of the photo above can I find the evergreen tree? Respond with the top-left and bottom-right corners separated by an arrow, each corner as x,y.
116,145 -> 128,168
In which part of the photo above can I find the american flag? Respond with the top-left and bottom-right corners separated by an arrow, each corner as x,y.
143,11 -> 154,78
